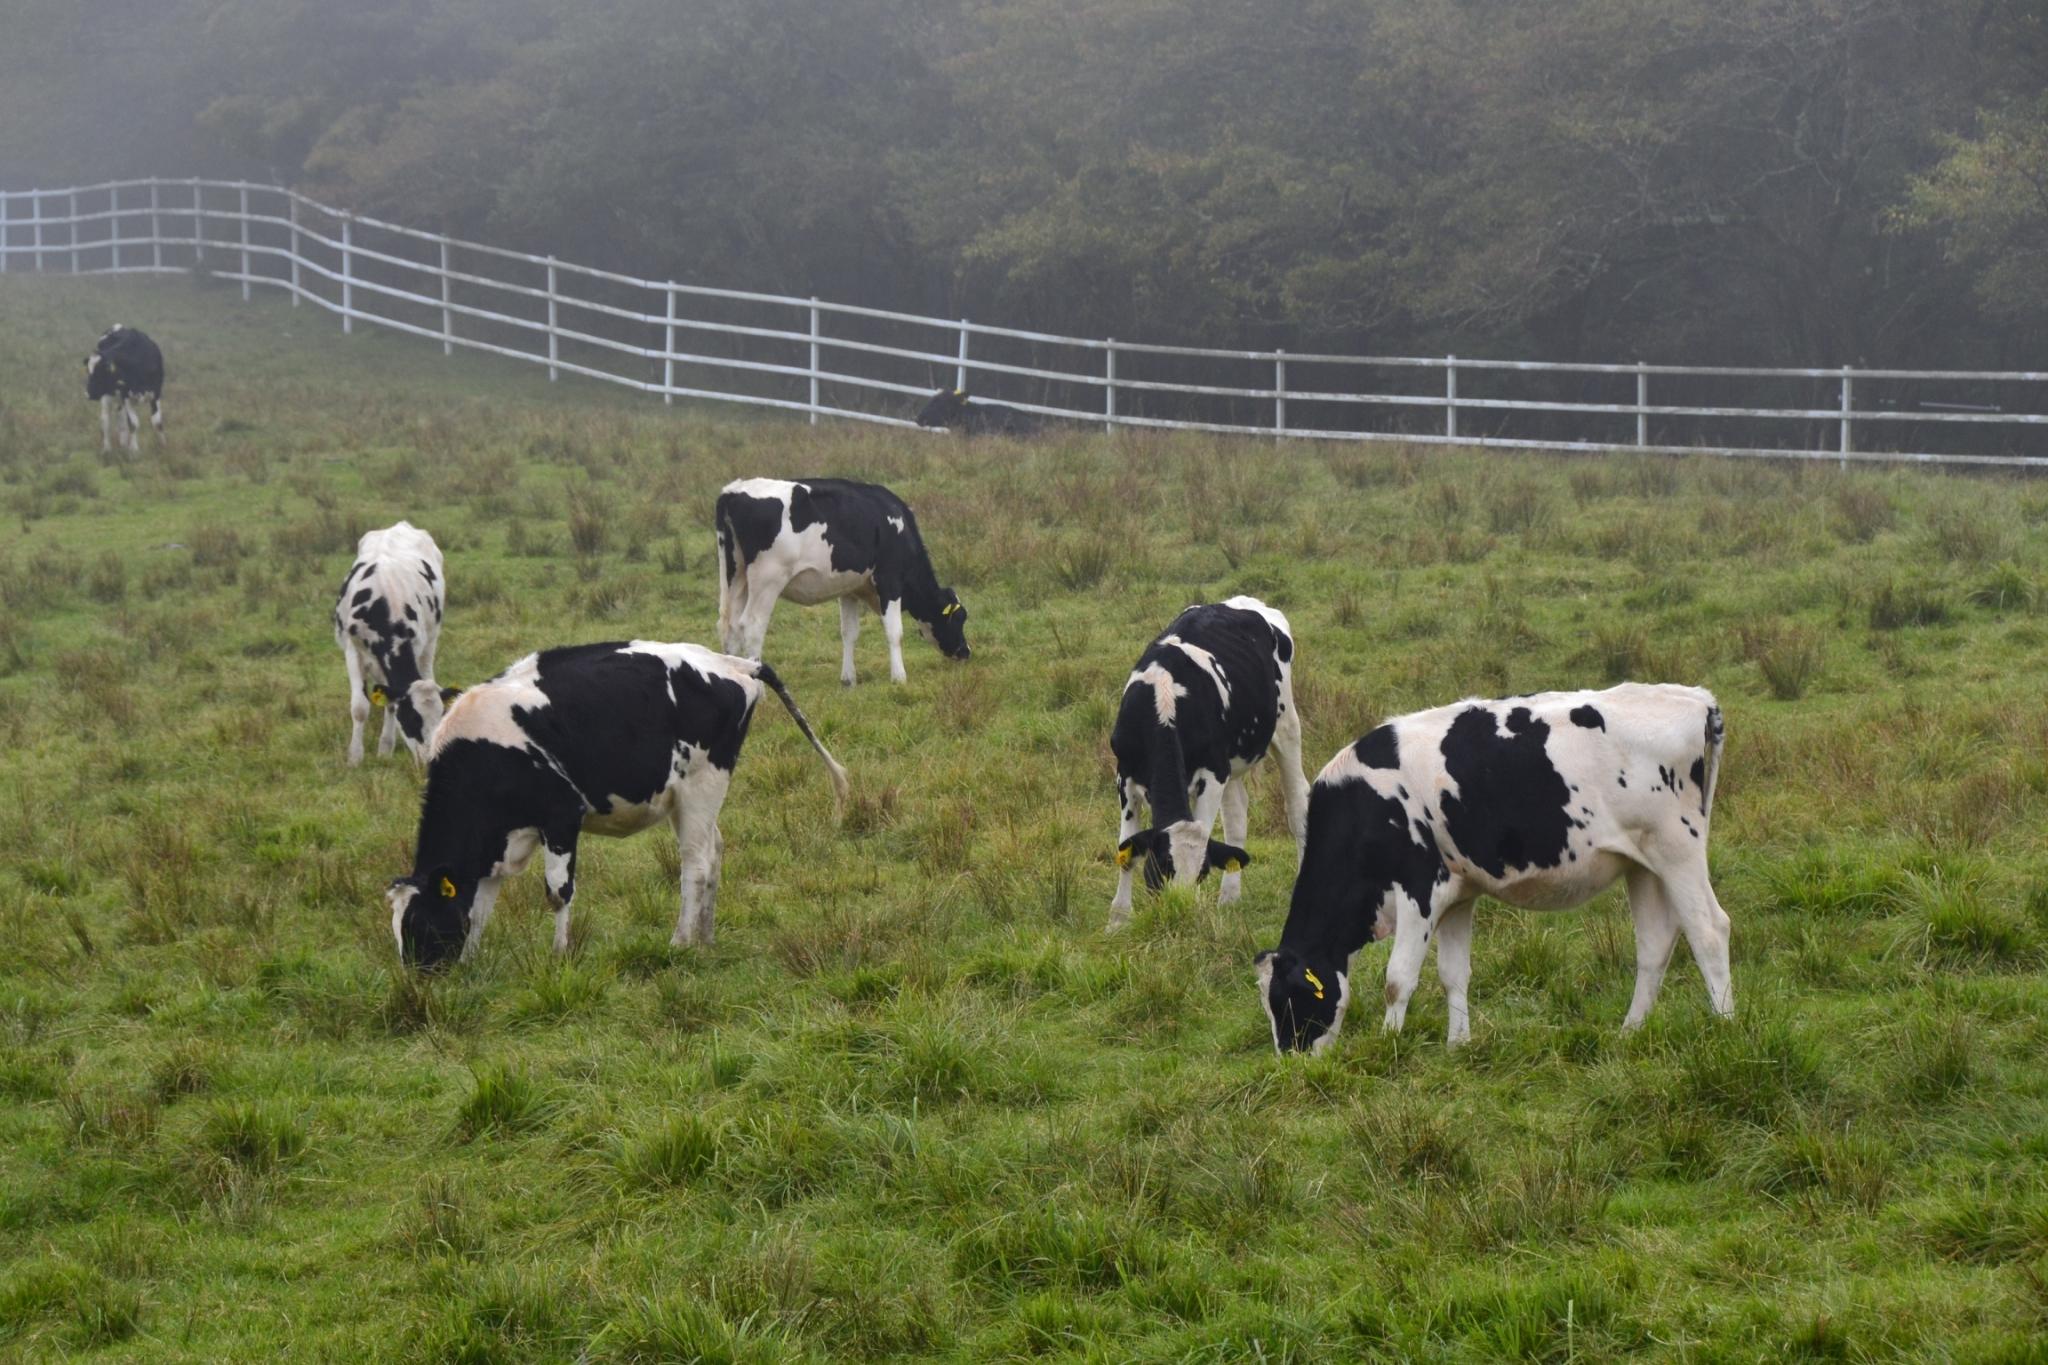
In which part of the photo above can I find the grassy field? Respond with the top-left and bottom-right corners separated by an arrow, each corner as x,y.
3,274 -> 2047,1362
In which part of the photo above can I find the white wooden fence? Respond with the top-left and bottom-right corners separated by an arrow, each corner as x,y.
3,176 -> 2045,468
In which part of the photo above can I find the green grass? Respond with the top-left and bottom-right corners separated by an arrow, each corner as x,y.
3,275 -> 2048,1359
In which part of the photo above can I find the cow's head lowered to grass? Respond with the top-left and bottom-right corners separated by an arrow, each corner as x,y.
388,869 -> 472,971
1254,947 -> 1352,1054
917,590 -> 972,662
1116,824 -> 1251,891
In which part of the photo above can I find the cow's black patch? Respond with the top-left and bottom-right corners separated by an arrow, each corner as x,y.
1570,705 -> 1605,730
1689,757 -> 1705,790
1437,706 -> 1573,878
1354,725 -> 1398,769
352,587 -> 372,607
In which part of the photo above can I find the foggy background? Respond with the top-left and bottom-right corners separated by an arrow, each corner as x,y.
5,0 -> 2045,371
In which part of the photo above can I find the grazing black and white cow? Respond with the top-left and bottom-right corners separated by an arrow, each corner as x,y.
387,640 -> 849,968
334,521 -> 450,766
1254,683 -> 1732,1055
1109,596 -> 1310,928
83,325 -> 165,453
716,478 -> 970,686
914,387 -> 1043,436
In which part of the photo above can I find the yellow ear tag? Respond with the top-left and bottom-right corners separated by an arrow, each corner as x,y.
438,876 -> 457,900
1223,858 -> 1243,873
370,686 -> 388,706
942,602 -> 958,616
1303,968 -> 1325,1000
1115,847 -> 1132,868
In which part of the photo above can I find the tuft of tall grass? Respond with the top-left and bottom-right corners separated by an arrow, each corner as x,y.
453,1063 -> 553,1140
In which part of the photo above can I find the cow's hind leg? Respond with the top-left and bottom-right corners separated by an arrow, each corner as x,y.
99,395 -> 114,454
1621,865 -> 1682,1030
542,835 -> 580,953
122,396 -> 142,451
1658,858 -> 1734,1020
838,597 -> 863,686
733,563 -> 782,661
670,773 -> 732,947
148,392 -> 164,444
1434,898 -> 1478,1046
1217,775 -> 1250,905
343,644 -> 370,766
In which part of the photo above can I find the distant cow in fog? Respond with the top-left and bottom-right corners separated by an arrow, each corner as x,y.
83,325 -> 165,452
914,387 -> 1043,436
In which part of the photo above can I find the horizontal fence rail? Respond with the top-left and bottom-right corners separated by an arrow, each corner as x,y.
3,177 -> 2045,467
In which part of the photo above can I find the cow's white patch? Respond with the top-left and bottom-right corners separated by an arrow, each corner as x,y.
1128,662 -> 1186,726
387,882 -> 418,957
1162,634 -> 1231,708
1164,818 -> 1208,885
888,515 -> 905,533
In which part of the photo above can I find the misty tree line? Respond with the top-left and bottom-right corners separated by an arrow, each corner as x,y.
7,0 -> 2048,371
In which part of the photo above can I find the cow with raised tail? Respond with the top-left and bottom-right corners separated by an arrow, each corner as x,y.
83,325 -> 165,453
388,640 -> 850,969
1109,596 -> 1310,928
334,521 -> 451,766
716,478 -> 969,686
1255,683 -> 1731,1055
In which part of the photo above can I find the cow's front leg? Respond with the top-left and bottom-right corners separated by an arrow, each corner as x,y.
838,597 -> 863,687
462,877 -> 506,960
1217,776 -> 1250,905
881,599 -> 908,683
542,837 -> 580,953
343,646 -> 370,766
1380,894 -> 1430,1033
1108,779 -> 1144,929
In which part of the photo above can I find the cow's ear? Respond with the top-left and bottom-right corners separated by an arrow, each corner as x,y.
1253,948 -> 1277,968
1206,841 -> 1252,874
438,686 -> 463,705
1116,831 -> 1158,869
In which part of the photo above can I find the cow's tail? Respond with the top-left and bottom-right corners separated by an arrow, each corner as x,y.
715,499 -> 735,650
1698,699 -> 1726,825
755,662 -> 850,808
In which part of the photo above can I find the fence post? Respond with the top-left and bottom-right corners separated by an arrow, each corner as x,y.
109,186 -> 119,271
238,184 -> 250,300
0,190 -> 9,276
31,190 -> 43,272
189,178 -> 201,270
1105,340 -> 1116,435
663,284 -> 676,406
1275,350 -> 1287,433
1839,366 -> 1853,470
546,256 -> 559,382
288,194 -> 300,305
150,180 -> 161,270
341,216 -> 353,333
1636,362 -> 1648,446
809,297 -> 821,425
1445,355 -> 1458,439
69,191 -> 78,273
956,320 -> 969,392
439,239 -> 453,354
